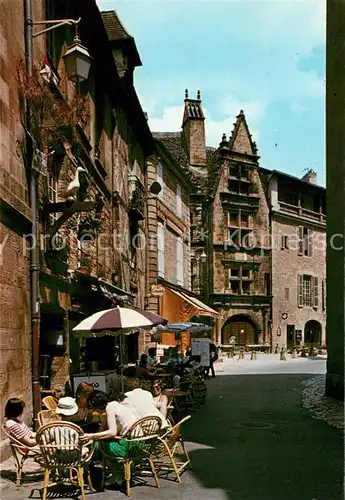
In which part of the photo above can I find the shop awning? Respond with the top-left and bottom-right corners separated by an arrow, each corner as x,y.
73,273 -> 133,305
98,279 -> 133,301
164,322 -> 212,333
161,286 -> 219,322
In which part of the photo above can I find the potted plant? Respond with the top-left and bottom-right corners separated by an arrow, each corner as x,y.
78,214 -> 102,241
78,257 -> 92,274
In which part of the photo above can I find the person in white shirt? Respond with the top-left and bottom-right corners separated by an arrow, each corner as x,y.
151,380 -> 169,418
123,388 -> 170,428
82,391 -> 140,485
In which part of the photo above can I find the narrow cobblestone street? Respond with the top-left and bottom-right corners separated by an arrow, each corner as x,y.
1,356 -> 343,500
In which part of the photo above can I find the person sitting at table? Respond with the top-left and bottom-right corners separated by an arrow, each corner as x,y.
76,382 -> 94,408
81,391 -> 140,485
4,398 -> 39,451
147,348 -> 158,368
123,388 -> 169,428
56,396 -> 103,432
168,346 -> 184,366
151,380 -> 169,418
124,356 -> 158,380
87,390 -> 109,411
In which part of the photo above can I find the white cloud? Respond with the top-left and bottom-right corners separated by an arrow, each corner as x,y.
97,0 -> 326,176
148,105 -> 184,133
145,96 -> 264,148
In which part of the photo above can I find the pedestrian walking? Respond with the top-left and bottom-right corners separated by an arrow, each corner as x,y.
205,343 -> 218,378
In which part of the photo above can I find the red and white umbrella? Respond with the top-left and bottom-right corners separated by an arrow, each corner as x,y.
72,306 -> 167,337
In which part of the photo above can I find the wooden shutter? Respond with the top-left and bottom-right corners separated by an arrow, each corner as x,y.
310,276 -> 315,306
176,237 -> 184,285
298,275 -> 303,306
298,226 -> 304,255
307,229 -> 313,256
157,223 -> 165,277
322,279 -> 326,311
281,235 -> 285,250
313,277 -> 319,308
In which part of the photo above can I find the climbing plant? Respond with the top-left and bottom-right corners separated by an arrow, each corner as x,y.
17,58 -> 90,151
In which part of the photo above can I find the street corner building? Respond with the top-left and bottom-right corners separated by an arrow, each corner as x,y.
0,0 -> 156,454
151,91 -> 326,351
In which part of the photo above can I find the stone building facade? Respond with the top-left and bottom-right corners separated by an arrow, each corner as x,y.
155,91 -> 327,350
209,112 -> 271,346
0,0 -> 46,451
263,169 -> 326,348
0,1 -> 154,450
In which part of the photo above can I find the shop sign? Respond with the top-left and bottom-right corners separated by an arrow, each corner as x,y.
151,285 -> 165,297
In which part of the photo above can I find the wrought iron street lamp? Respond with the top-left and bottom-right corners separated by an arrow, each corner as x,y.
32,17 -> 92,83
63,34 -> 92,83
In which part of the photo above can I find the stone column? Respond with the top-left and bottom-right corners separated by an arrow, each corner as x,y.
325,0 -> 345,400
216,317 -> 222,344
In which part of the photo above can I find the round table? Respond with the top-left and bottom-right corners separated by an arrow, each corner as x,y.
162,389 -> 189,398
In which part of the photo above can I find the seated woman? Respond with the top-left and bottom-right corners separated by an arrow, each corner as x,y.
87,390 -> 109,412
82,391 -> 139,485
56,396 -> 103,433
5,398 -> 38,451
124,355 -> 158,381
151,380 -> 169,418
76,383 -> 94,409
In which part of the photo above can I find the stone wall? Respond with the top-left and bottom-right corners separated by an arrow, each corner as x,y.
0,1 -> 45,448
271,217 -> 326,347
325,0 -> 345,400
155,159 -> 190,290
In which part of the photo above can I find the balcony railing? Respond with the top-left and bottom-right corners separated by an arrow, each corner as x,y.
278,201 -> 326,223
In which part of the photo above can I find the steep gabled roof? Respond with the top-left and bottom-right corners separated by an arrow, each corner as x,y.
101,10 -> 131,40
229,110 -> 258,157
153,131 -> 216,193
101,10 -> 142,67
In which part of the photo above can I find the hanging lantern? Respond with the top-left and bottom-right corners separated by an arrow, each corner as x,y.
63,35 -> 92,83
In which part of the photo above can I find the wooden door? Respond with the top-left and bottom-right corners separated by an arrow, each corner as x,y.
223,319 -> 256,346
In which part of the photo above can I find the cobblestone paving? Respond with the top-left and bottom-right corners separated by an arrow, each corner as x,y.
1,356 -> 343,500
301,375 -> 344,430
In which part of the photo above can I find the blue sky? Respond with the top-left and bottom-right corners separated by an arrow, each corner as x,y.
96,0 -> 326,185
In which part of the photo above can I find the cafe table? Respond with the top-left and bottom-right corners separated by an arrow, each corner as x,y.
162,388 -> 190,418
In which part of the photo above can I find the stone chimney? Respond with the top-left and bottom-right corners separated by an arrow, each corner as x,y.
182,89 -> 207,174
301,169 -> 317,184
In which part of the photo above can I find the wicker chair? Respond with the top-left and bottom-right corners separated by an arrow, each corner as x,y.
154,415 -> 191,483
37,410 -> 61,427
36,421 -> 94,500
2,426 -> 43,487
42,396 -> 58,411
99,415 -> 162,497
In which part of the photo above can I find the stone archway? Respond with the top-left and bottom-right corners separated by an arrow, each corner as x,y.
304,320 -> 322,346
222,314 -> 259,346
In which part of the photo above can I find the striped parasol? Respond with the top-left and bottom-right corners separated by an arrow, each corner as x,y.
72,306 -> 167,337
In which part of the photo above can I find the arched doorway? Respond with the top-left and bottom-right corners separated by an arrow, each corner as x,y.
222,315 -> 258,346
304,320 -> 322,346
